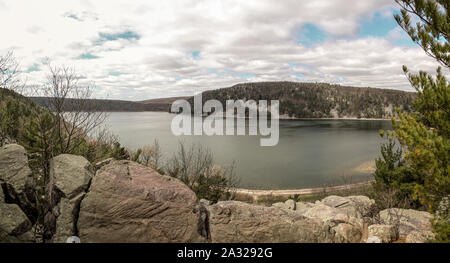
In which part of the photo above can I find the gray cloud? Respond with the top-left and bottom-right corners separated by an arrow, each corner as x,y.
0,0 -> 446,100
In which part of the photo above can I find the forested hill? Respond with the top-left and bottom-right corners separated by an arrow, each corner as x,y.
192,82 -> 416,119
27,82 -> 416,119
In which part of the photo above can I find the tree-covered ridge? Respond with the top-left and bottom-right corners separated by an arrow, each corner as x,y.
0,88 -> 45,144
193,82 -> 416,119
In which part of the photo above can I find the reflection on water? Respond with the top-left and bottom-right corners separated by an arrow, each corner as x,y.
104,112 -> 392,189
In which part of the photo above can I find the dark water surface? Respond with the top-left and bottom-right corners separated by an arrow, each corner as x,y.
104,112 -> 392,189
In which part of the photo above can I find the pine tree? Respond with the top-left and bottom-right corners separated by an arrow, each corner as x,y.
389,0 -> 450,211
375,0 -> 449,241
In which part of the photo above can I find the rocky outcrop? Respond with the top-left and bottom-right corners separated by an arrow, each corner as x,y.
0,144 -> 33,192
0,145 -> 438,243
367,224 -> 397,243
50,154 -> 94,243
320,195 -> 374,218
77,160 -> 207,243
0,144 -> 36,241
272,199 -> 296,210
207,201 -> 335,242
299,203 -> 363,242
405,230 -> 435,243
0,188 -> 33,242
270,195 -> 376,242
0,144 -> 37,222
379,208 -> 434,242
269,196 -> 438,243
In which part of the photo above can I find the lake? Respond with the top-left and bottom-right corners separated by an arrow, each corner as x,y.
104,112 -> 392,189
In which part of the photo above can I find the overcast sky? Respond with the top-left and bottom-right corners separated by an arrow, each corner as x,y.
0,0 -> 444,100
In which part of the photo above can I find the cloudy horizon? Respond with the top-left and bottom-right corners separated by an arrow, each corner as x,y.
0,0 -> 444,101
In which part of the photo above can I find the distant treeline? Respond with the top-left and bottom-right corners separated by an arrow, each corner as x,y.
188,82 -> 416,119
29,82 -> 416,118
29,97 -> 171,112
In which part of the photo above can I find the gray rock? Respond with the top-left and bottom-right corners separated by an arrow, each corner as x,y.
321,195 -> 374,218
368,224 -> 397,243
94,157 -> 115,170
321,195 -> 350,208
0,144 -> 33,193
207,201 -> 336,242
346,196 -> 375,214
300,202 -> 364,243
333,223 -> 362,243
52,154 -> 93,199
0,144 -> 37,224
272,202 -> 285,209
405,230 -> 435,243
302,203 -> 363,227
366,236 -> 382,243
0,188 -> 33,242
77,160 -> 207,243
295,202 -> 315,215
285,199 -> 296,210
50,154 -> 94,243
272,199 -> 296,211
379,208 -> 433,237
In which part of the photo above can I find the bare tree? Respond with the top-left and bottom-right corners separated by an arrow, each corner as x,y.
0,50 -> 23,93
38,64 -> 108,154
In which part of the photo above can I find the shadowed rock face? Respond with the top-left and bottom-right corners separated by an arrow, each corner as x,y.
77,160 -> 208,243
0,144 -> 35,242
0,188 -> 33,242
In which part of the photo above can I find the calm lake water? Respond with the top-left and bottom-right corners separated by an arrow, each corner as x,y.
104,112 -> 392,189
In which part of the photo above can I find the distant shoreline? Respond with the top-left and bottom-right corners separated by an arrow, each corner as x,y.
233,180 -> 374,199
112,111 -> 392,121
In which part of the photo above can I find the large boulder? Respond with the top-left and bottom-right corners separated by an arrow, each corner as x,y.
271,195 -> 373,242
272,199 -> 296,210
367,224 -> 397,243
295,201 -> 315,215
320,195 -> 374,218
206,201 -> 336,243
0,144 -> 32,192
300,203 -> 364,242
0,188 -> 33,242
52,154 -> 93,199
379,208 -> 434,238
50,154 -> 94,243
333,223 -> 362,243
0,144 -> 37,224
77,160 -> 207,243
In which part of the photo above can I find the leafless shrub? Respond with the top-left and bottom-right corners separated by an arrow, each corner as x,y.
138,140 -> 163,170
166,141 -> 239,203
90,125 -> 119,147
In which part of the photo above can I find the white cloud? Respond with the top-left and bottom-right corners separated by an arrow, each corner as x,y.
0,0 -> 445,100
